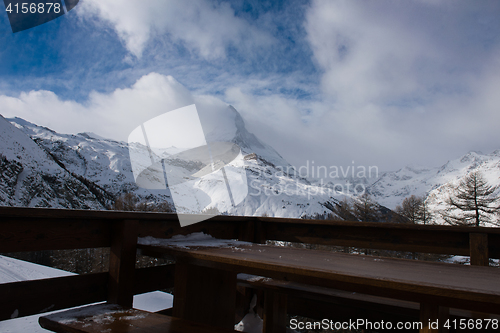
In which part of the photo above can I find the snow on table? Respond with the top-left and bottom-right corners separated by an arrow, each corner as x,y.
138,232 -> 251,249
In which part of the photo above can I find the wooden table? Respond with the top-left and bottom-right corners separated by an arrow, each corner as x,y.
39,303 -> 241,333
138,242 -> 500,332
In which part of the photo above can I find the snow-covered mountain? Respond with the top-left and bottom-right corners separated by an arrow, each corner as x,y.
2,103 -> 499,224
1,105 -> 363,219
0,115 -> 110,209
368,150 -> 500,212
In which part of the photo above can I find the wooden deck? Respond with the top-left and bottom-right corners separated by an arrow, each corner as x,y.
139,243 -> 500,313
39,304 -> 240,333
1,206 -> 499,332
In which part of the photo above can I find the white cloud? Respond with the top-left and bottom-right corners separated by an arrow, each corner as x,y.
285,0 -> 500,169
78,0 -> 273,59
224,86 -> 406,170
0,73 -> 195,140
305,1 -> 446,106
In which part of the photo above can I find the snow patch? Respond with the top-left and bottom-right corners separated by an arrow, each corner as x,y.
138,232 -> 250,249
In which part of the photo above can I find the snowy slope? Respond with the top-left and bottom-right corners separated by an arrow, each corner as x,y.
0,115 -> 107,209
0,255 -> 173,333
6,108 -> 498,222
5,107 -> 362,219
0,255 -> 75,284
368,150 -> 500,210
9,117 -> 140,197
0,256 -> 74,333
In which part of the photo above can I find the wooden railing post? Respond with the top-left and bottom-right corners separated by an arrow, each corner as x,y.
107,219 -> 138,307
173,261 -> 237,330
263,290 -> 287,333
239,217 -> 265,244
419,303 -> 449,333
469,233 -> 489,266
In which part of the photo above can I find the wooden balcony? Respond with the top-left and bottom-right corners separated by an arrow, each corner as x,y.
1,206 -> 499,332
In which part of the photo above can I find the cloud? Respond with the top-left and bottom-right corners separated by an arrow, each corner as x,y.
2,1 -> 500,172
78,0 -> 273,59
0,73 -> 195,140
1,65 -> 500,173
305,1 -> 449,106
285,0 -> 500,169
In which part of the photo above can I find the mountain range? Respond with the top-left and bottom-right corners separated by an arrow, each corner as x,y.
369,150 -> 500,208
1,105 -> 499,224
0,106 -> 351,218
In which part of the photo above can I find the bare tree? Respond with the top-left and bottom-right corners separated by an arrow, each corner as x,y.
416,198 -> 433,225
395,195 -> 433,224
330,197 -> 357,221
113,193 -> 173,212
442,171 -> 499,227
352,193 -> 380,222
113,192 -> 139,211
395,195 -> 422,224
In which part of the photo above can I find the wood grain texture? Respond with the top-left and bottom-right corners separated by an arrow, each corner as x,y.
237,275 -> 496,323
0,218 -> 112,252
263,290 -> 287,333
0,273 -> 107,321
173,262 -> 237,330
420,303 -> 449,333
1,206 -> 499,258
470,233 -> 489,266
108,220 -> 138,307
0,265 -> 175,321
39,304 -> 240,333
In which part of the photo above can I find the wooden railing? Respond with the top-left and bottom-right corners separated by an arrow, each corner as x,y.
0,206 -> 499,323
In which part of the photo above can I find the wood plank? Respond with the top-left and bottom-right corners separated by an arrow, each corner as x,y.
0,273 -> 108,321
2,206 -> 500,258
173,261 -> 237,330
108,220 -> 138,307
38,303 -> 240,333
260,217 -> 500,258
257,216 -> 500,234
0,265 -> 176,321
139,244 -> 500,314
238,275 -> 496,324
263,221 -> 472,256
470,233 -> 489,266
420,303 -> 449,333
263,290 -> 287,333
0,219 -> 112,252
238,274 -> 420,319
238,217 -> 265,244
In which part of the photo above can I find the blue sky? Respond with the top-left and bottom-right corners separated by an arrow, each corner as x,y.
1,0 -> 500,171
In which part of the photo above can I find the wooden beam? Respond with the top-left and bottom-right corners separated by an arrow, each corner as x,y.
238,217 -> 265,244
107,220 -> 138,307
39,303 -> 241,333
420,303 -> 449,333
470,233 -> 489,266
0,273 -> 108,321
173,261 -> 237,330
263,291 -> 287,333
1,207 -> 499,258
0,219 -> 112,252
0,265 -> 176,322
262,220 -> 481,256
